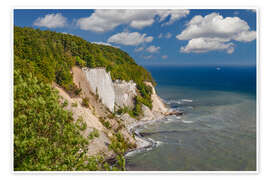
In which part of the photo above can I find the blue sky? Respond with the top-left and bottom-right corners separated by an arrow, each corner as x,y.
14,9 -> 257,66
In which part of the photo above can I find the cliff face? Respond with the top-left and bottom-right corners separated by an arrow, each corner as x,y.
145,82 -> 168,114
53,84 -> 114,157
81,67 -> 168,117
55,67 -> 138,158
83,68 -> 115,112
113,80 -> 137,109
140,82 -> 169,121
55,66 -> 169,158
82,67 -> 137,112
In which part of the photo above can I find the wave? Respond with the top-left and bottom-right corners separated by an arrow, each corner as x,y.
165,99 -> 193,105
182,99 -> 193,102
182,120 -> 194,124
125,137 -> 163,157
165,99 -> 182,105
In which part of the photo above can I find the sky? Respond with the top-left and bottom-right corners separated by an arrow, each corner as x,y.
14,9 -> 257,66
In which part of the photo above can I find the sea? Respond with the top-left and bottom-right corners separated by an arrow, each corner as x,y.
126,65 -> 257,171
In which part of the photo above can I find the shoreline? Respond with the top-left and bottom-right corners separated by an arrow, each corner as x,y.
124,110 -> 183,158
104,116 -> 166,166
125,118 -> 165,157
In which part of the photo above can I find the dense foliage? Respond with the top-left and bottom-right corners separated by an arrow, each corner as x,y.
14,26 -> 156,170
14,26 -> 155,98
14,26 -> 154,110
14,70 -> 104,171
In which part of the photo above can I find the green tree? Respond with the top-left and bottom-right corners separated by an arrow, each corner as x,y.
14,70 -> 102,171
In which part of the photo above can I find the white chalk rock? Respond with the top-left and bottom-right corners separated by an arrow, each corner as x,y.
114,80 -> 137,109
83,68 -> 115,112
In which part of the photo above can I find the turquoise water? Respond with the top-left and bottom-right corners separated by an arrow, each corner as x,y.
126,66 -> 256,171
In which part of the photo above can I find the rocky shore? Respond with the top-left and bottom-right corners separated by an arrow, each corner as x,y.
124,110 -> 183,158
55,66 -> 179,163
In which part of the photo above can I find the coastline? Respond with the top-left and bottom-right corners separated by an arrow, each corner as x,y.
104,114 -> 168,166
124,110 -> 183,158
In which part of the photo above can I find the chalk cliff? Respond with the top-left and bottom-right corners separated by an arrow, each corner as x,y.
55,66 -> 169,158
82,67 -> 138,111
81,67 -> 168,117
113,80 -> 137,109
83,68 -> 115,112
145,81 -> 169,114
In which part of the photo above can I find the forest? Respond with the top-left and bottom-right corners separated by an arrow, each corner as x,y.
14,26 -> 156,170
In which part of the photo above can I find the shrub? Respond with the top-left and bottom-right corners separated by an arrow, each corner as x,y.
72,102 -> 78,107
74,88 -> 82,96
82,97 -> 89,107
88,128 -> 100,140
75,116 -> 87,131
62,100 -> 68,107
103,121 -> 111,129
75,56 -> 86,67
99,117 -> 111,129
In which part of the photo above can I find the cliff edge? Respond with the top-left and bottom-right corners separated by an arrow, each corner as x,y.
54,66 -> 169,158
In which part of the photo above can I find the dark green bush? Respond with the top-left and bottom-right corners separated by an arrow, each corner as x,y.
62,100 -> 68,107
98,117 -> 112,129
81,97 -> 89,107
75,56 -> 86,67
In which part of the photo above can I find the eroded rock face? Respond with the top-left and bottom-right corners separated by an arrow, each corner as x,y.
120,113 -> 137,130
83,68 -> 115,112
144,82 -> 168,114
81,67 -> 168,118
82,67 -> 138,112
114,80 -> 137,109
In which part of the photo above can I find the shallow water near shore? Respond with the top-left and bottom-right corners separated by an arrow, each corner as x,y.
126,66 -> 256,171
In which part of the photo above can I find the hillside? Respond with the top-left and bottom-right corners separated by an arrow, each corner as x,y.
13,26 -> 168,171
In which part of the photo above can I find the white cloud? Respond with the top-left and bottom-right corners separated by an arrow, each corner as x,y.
107,32 -> 153,46
176,13 -> 256,54
180,38 -> 234,54
177,13 -> 255,41
233,31 -> 257,42
162,55 -> 168,59
158,33 -> 163,39
146,45 -> 160,53
130,19 -> 155,29
158,9 -> 190,26
76,9 -> 189,32
34,13 -> 67,28
134,47 -> 144,52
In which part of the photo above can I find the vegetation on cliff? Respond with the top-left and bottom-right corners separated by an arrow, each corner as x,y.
14,70 -> 104,170
14,26 -> 156,170
14,26 -> 155,110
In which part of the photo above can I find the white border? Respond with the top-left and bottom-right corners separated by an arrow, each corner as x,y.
10,6 -> 259,175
